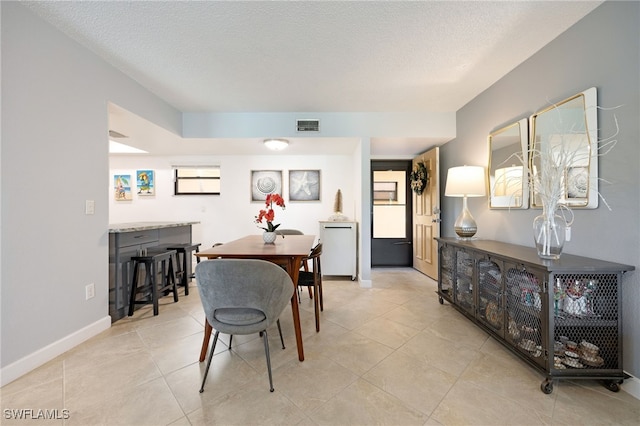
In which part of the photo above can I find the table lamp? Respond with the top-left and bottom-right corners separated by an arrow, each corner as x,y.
445,165 -> 486,239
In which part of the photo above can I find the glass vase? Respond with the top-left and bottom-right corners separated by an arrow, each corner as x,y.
533,210 -> 566,260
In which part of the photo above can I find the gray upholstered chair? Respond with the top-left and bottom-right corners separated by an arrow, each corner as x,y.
196,258 -> 293,393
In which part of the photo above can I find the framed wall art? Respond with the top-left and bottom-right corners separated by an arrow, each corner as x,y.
289,169 -> 320,201
136,170 -> 155,196
114,174 -> 132,201
251,170 -> 282,201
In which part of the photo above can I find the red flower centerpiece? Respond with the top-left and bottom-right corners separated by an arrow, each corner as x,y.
255,193 -> 286,242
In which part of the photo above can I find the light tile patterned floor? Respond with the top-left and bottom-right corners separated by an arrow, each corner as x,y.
2,268 -> 639,425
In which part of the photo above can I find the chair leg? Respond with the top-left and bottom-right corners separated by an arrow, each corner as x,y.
262,330 -> 274,392
181,251 -> 189,296
313,279 -> 320,332
199,319 -> 213,362
228,335 -> 233,350
128,261 -> 140,316
168,257 -> 179,303
199,331 -> 220,393
150,262 -> 159,316
276,319 -> 285,349
318,259 -> 323,311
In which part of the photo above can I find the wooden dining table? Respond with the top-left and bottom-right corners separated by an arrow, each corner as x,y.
194,234 -> 316,362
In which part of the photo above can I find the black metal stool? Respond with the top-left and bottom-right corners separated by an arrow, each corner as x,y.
165,243 -> 201,295
128,249 -> 179,316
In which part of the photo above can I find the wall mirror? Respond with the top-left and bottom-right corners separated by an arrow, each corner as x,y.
488,118 -> 529,209
530,87 -> 598,208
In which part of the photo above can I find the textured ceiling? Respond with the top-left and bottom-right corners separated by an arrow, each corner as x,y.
24,0 -> 603,155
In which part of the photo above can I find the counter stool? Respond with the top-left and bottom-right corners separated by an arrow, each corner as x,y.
165,243 -> 201,295
128,249 -> 179,316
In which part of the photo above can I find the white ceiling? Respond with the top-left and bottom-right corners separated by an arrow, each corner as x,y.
25,0 -> 603,156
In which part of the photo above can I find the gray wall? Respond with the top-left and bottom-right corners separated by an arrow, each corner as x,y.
440,1 -> 640,376
1,2 -> 181,375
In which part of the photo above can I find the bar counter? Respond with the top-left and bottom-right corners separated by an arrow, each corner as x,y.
109,221 -> 199,322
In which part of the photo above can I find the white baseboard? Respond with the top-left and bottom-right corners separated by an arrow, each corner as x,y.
359,278 -> 372,288
622,372 -> 640,400
0,316 -> 111,387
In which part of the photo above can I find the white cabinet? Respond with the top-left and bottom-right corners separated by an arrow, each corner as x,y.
319,221 -> 357,280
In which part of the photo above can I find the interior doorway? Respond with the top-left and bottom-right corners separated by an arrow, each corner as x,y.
371,160 -> 413,267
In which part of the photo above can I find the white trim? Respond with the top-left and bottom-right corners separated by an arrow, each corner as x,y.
621,372 -> 640,400
359,278 -> 372,288
0,316 -> 111,387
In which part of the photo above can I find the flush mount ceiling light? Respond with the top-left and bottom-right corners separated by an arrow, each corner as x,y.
263,138 -> 289,150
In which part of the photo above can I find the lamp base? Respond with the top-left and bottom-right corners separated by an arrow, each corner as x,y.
454,196 -> 478,239
454,228 -> 477,239
454,234 -> 478,241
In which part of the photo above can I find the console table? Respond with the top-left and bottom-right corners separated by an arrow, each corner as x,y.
109,221 -> 199,322
436,237 -> 634,394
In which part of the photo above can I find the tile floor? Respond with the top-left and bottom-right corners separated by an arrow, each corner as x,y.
2,268 -> 639,425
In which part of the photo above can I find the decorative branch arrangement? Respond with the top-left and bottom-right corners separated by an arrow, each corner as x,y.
506,92 -> 619,258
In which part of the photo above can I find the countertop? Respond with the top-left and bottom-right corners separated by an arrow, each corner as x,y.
109,221 -> 200,233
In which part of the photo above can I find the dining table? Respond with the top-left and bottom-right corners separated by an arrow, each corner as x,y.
194,234 -> 317,362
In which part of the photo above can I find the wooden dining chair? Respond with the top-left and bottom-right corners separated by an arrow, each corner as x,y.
296,243 -> 323,332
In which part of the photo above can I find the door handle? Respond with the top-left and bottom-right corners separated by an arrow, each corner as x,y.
392,241 -> 412,245
432,218 -> 442,223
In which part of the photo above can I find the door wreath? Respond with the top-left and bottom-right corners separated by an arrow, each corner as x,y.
410,162 -> 428,195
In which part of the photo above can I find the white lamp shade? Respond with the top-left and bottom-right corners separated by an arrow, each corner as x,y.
445,166 -> 486,197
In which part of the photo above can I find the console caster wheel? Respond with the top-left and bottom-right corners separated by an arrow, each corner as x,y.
439,296 -> 444,305
541,379 -> 553,394
603,380 -> 621,393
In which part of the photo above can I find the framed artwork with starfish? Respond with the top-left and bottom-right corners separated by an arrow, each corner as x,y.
289,170 -> 320,202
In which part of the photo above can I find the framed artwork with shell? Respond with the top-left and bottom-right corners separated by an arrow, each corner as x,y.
251,170 -> 282,201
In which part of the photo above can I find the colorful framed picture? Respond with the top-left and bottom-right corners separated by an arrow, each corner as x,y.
289,170 -> 320,201
251,170 -> 282,201
137,170 -> 155,196
114,174 -> 132,201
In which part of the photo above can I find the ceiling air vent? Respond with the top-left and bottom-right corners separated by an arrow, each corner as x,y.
297,119 -> 320,132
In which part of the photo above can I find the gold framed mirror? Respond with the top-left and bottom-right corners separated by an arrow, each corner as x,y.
488,118 -> 529,209
530,87 -> 598,208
